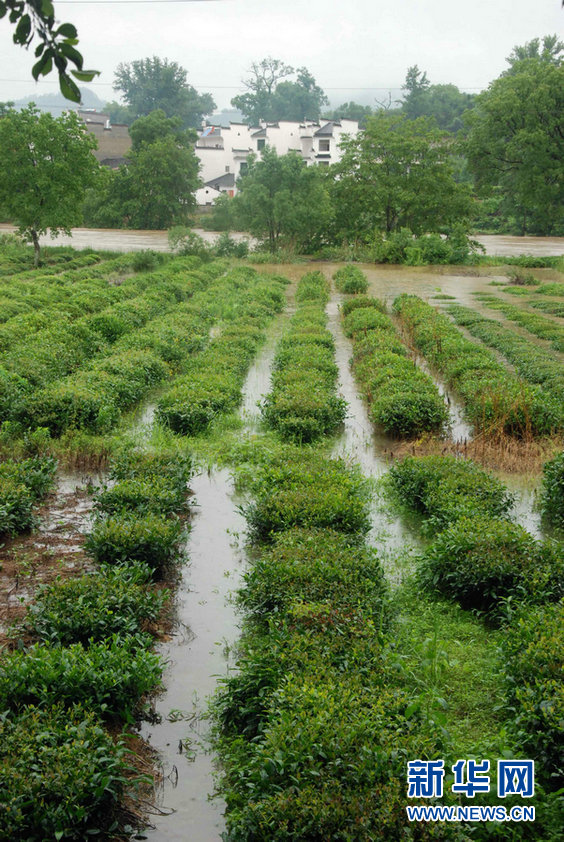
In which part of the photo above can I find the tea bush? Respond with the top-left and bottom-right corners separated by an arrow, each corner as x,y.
346,304 -> 449,437
0,454 -> 57,536
19,568 -> 168,645
478,296 -> 564,353
541,451 -> 564,529
340,295 -> 386,317
0,704 -> 133,841
85,513 -> 185,577
500,600 -> 564,786
333,265 -> 368,294
0,635 -> 162,720
261,272 -> 346,442
242,456 -> 372,540
417,515 -> 564,616
393,295 -> 559,436
448,305 -> 564,408
387,455 -> 513,530
239,527 -> 387,622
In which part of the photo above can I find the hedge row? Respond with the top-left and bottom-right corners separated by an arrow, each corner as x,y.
0,454 -> 57,537
530,299 -> 564,318
158,268 -> 287,435
476,295 -> 564,352
333,264 -> 368,294
261,271 -> 346,442
541,450 -> 564,529
447,304 -> 564,413
387,452 -> 564,787
393,294 -> 559,437
0,442 -> 195,839
13,261 -> 239,435
345,298 -> 449,437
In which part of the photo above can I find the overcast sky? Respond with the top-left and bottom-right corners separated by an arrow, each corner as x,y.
0,0 -> 562,110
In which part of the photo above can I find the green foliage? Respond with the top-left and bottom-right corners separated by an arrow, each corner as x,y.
541,451 -> 564,529
417,515 -> 564,616
113,57 -> 215,129
239,527 -> 388,622
366,227 -> 482,265
0,454 -> 56,536
394,294 -> 561,436
465,47 -> 564,235
333,265 -> 368,293
242,455 -> 372,541
85,513 -> 185,578
0,635 -> 162,719
0,2 -> 98,102
233,147 -> 334,253
500,600 -> 564,786
330,114 -> 472,241
401,65 -> 475,133
340,295 -> 386,317
0,704 -> 131,841
231,58 -> 328,124
345,304 -> 449,437
476,295 -> 564,353
18,567 -> 168,645
387,455 -> 513,531
0,106 -> 99,263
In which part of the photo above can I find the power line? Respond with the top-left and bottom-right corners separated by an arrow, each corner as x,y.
0,78 -> 486,91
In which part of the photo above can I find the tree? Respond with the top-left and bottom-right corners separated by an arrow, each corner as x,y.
464,38 -> 564,235
113,57 -> 215,129
329,113 -> 472,241
232,58 -> 328,124
0,1 -> 98,101
233,147 -> 333,252
84,110 -> 200,230
322,101 -> 374,128
0,104 -> 99,263
402,67 -> 474,133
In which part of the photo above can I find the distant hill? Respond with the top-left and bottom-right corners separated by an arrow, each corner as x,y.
12,87 -> 106,116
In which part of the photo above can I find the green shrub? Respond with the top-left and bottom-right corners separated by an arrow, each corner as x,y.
294,271 -> 329,304
240,527 -> 387,622
501,600 -> 564,786
157,370 -> 241,434
0,635 -> 162,719
343,307 -> 392,337
0,455 -> 57,536
242,457 -> 372,541
0,704 -> 133,841
417,516 -> 564,616
541,451 -> 564,529
333,265 -> 368,294
340,295 -> 386,317
94,475 -> 189,516
387,455 -> 513,530
85,513 -> 185,577
19,568 -> 168,645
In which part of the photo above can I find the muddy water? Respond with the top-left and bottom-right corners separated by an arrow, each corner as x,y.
141,315 -> 290,841
140,468 -> 245,842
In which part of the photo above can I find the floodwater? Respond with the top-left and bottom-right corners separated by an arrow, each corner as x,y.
1,223 -> 563,257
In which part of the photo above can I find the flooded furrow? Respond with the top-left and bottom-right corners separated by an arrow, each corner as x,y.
141,312 -> 288,841
326,295 -> 422,583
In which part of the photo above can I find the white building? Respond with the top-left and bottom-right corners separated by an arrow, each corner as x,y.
195,119 -> 360,203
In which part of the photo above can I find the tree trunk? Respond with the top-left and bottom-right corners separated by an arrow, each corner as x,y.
31,229 -> 41,267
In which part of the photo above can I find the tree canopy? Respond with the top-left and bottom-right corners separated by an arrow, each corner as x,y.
83,109 -> 200,230
0,1 -> 98,101
233,147 -> 333,252
0,104 -> 99,263
401,66 -> 474,133
112,57 -> 216,129
465,37 -> 564,235
329,113 -> 472,241
232,58 -> 328,124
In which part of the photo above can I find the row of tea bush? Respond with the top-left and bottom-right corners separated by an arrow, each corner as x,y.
393,294 -> 561,437
447,304 -> 564,400
0,438 -> 196,839
475,294 -> 564,353
0,454 -> 57,537
0,257 -> 220,424
342,292 -> 449,437
261,271 -> 346,442
387,454 -> 564,789
158,268 -> 288,435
